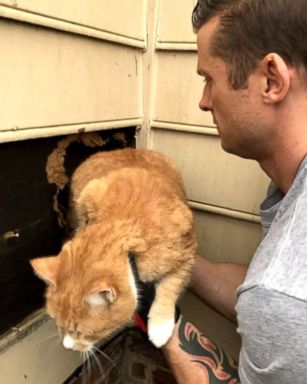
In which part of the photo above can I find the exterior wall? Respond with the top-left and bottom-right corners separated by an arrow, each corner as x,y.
0,1 -> 145,383
0,1 -> 144,143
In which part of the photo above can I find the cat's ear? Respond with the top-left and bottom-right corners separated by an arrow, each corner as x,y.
85,287 -> 117,307
30,256 -> 60,286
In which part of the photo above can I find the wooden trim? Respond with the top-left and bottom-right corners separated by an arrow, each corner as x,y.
0,310 -> 48,355
189,201 -> 261,224
151,120 -> 218,136
156,41 -> 197,51
0,118 -> 143,143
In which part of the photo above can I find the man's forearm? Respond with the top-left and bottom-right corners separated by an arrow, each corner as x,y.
190,256 -> 247,322
163,316 -> 239,384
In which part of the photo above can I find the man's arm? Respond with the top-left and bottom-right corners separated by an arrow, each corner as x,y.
190,255 -> 247,322
162,316 -> 239,384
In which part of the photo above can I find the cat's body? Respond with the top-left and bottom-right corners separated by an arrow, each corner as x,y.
31,148 -> 196,350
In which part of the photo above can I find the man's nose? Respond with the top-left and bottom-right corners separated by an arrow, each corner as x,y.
199,85 -> 212,111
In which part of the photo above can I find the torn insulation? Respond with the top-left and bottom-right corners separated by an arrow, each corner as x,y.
45,132 -> 109,228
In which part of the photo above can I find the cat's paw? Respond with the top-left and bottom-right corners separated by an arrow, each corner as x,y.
148,315 -> 175,348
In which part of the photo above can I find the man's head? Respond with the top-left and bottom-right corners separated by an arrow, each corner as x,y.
194,0 -> 307,162
193,0 -> 307,89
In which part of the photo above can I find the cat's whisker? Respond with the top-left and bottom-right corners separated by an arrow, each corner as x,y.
86,350 -> 92,383
93,345 -> 115,366
81,352 -> 86,384
89,349 -> 105,378
81,352 -> 88,384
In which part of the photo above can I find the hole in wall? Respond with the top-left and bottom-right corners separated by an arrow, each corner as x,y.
0,127 -> 135,335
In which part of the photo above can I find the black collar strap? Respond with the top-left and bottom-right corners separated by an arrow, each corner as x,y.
128,252 -> 141,285
128,252 -> 156,326
128,252 -> 180,327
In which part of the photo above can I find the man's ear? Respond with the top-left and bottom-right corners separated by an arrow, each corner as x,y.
30,256 -> 60,287
261,53 -> 290,104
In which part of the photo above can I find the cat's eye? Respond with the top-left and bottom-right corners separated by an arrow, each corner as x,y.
57,326 -> 65,336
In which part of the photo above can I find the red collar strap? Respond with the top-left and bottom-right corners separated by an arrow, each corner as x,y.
133,313 -> 147,333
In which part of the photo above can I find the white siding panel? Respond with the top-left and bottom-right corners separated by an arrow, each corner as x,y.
0,20 -> 142,133
157,0 -> 196,44
0,0 -> 146,41
154,52 -> 213,127
151,129 -> 270,214
193,209 -> 262,264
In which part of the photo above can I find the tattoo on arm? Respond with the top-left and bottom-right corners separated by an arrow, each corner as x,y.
178,318 -> 239,384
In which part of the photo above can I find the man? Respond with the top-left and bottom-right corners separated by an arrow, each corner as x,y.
161,1 -> 307,383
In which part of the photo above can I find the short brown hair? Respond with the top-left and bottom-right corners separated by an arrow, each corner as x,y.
193,0 -> 307,89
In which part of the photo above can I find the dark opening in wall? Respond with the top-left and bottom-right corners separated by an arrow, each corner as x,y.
0,128 -> 135,335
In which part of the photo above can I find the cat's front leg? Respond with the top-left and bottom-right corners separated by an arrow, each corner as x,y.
148,302 -> 176,348
147,267 -> 191,348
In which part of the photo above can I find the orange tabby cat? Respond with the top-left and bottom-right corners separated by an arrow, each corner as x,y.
31,148 -> 196,351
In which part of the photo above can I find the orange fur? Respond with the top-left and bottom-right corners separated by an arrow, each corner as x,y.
31,148 -> 197,350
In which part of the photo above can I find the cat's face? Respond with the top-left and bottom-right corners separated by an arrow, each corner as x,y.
45,283 -> 125,352
30,241 -> 138,352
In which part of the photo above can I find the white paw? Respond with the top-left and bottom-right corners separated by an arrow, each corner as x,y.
148,317 -> 175,348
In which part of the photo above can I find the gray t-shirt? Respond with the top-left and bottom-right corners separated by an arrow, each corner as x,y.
236,156 -> 307,384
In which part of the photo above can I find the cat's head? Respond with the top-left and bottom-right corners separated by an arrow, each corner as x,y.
30,239 -> 138,352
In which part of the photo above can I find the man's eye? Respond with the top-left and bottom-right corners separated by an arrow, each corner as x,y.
203,76 -> 212,85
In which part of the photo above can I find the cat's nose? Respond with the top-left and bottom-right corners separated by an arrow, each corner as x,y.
63,334 -> 75,349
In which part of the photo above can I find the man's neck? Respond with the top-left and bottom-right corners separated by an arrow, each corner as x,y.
259,140 -> 307,194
